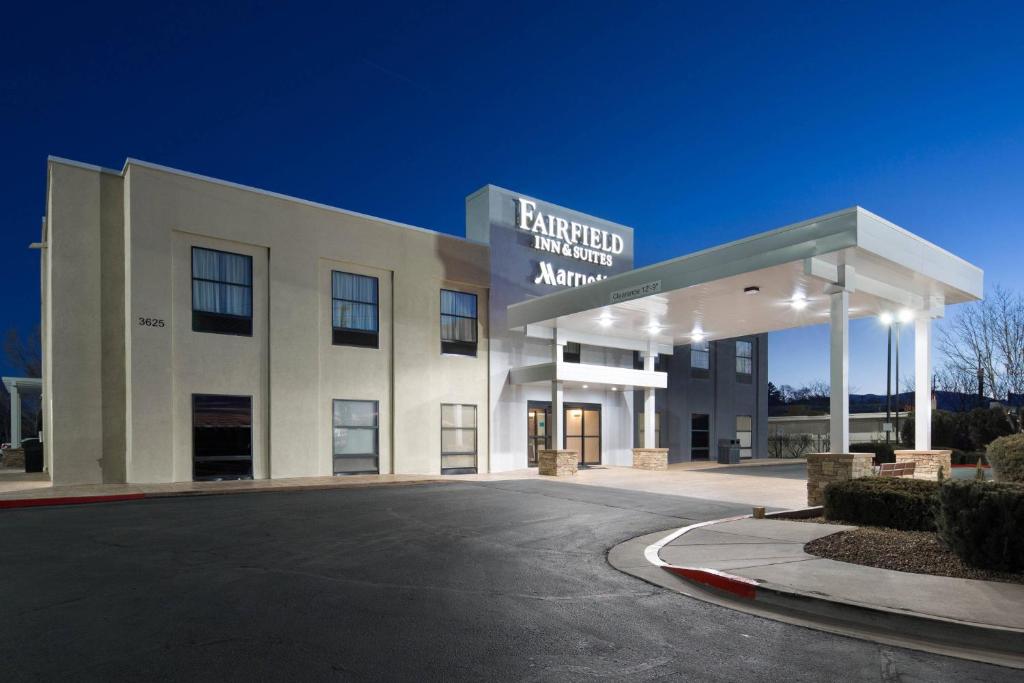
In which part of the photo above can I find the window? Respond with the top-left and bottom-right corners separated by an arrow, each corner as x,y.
637,412 -> 664,448
440,289 -> 478,356
192,394 -> 252,481
332,271 -> 379,348
633,351 -> 667,371
563,342 -> 581,363
691,413 -> 710,460
736,415 -> 752,459
736,340 -> 753,382
441,404 -> 477,474
333,400 -> 379,474
690,341 -> 710,378
192,247 -> 253,336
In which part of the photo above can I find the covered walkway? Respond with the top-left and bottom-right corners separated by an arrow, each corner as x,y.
507,207 -> 984,455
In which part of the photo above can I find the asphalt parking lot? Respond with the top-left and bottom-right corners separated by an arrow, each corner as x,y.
0,479 -> 1016,681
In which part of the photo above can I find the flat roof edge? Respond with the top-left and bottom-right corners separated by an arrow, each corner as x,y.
121,158 -> 482,246
47,155 -> 122,176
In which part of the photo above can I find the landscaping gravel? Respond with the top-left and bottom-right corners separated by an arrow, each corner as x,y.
804,525 -> 1024,585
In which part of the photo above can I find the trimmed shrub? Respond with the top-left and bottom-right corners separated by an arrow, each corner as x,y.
986,434 -> 1024,483
850,442 -> 895,465
902,408 -> 1010,452
823,477 -> 940,531
937,480 -> 1024,572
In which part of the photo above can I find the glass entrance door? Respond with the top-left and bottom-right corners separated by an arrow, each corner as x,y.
527,405 -> 550,466
565,403 -> 601,465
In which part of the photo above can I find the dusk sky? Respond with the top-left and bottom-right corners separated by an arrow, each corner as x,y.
3,1 -> 1022,391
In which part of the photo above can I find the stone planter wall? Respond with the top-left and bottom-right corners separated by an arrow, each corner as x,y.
895,450 -> 953,481
1,448 -> 25,469
538,450 -> 578,477
632,448 -> 669,471
806,452 -> 873,506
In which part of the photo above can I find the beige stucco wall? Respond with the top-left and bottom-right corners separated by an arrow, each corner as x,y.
45,158 -> 490,484
43,161 -> 127,485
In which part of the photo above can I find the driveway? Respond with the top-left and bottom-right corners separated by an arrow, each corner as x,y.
0,480 -> 1014,681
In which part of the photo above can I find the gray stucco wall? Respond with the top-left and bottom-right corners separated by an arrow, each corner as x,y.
638,334 -> 768,463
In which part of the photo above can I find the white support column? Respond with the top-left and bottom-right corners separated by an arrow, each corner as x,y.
643,347 -> 656,448
915,317 -> 932,450
829,288 -> 849,453
551,338 -> 565,450
9,385 -> 21,449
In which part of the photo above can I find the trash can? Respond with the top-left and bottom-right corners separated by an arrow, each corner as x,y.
22,438 -> 43,473
717,438 -> 741,464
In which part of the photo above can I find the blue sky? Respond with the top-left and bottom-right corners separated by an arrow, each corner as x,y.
2,1 -> 1022,391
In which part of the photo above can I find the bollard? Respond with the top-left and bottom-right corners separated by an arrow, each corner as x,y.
752,506 -> 766,519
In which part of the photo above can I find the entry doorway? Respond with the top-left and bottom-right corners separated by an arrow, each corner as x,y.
565,403 -> 601,466
527,403 -> 550,466
527,402 -> 602,466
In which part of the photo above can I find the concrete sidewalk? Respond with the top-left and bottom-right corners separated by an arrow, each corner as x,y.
0,472 -> 446,505
612,516 -> 1024,668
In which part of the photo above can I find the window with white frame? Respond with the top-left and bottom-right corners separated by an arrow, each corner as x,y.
736,340 -> 753,382
441,403 -> 477,473
690,340 -> 710,378
332,400 -> 379,475
736,415 -> 752,459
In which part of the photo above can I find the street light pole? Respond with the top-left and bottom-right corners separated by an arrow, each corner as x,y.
885,325 -> 892,445
894,321 -> 901,446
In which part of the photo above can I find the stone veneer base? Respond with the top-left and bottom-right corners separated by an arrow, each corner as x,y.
895,450 -> 953,481
805,452 -> 874,506
632,448 -> 669,471
538,450 -> 579,477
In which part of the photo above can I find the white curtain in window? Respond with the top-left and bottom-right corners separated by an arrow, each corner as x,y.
193,249 -> 252,316
332,272 -> 378,331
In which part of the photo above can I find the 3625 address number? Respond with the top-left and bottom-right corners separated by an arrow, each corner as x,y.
138,317 -> 166,328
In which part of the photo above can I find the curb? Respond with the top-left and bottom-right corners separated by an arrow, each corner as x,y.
0,493 -> 147,509
0,478 -> 449,510
627,510 -> 1024,670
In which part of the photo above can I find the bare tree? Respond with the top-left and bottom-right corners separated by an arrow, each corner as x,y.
4,327 -> 41,378
937,286 -> 1024,400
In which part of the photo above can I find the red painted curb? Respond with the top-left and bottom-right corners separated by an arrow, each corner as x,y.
662,565 -> 759,599
0,493 -> 147,509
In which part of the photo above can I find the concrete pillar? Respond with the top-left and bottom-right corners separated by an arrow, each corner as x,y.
551,339 -> 565,450
551,380 -> 564,450
9,384 -> 21,449
643,348 -> 655,448
829,289 -> 849,453
915,317 -> 932,450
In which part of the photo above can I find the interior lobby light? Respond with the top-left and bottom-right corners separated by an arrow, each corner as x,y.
898,309 -> 914,323
879,311 -> 894,325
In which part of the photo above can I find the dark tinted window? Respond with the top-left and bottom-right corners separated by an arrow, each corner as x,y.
563,342 -> 581,363
192,247 -> 253,336
691,413 -> 710,460
193,394 -> 252,480
332,271 -> 379,348
440,289 -> 478,356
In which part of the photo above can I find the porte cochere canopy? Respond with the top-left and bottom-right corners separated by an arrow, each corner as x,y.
505,207 -> 984,454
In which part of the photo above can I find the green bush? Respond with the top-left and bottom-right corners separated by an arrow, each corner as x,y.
849,442 -> 895,465
823,477 -> 940,531
937,480 -> 1024,572
986,434 -> 1024,483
